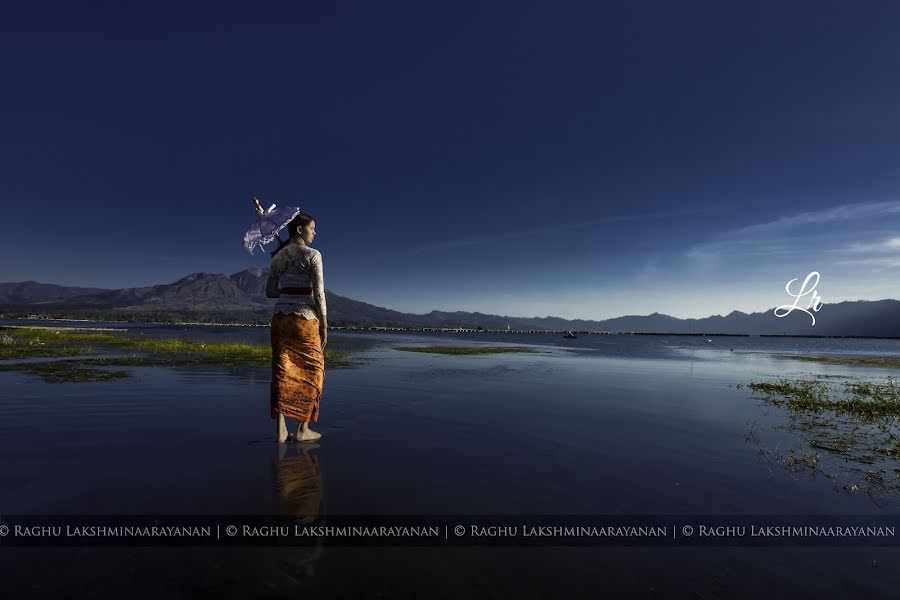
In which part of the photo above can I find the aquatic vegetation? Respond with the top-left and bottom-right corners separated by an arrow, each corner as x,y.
742,377 -> 900,418
0,328 -> 100,359
742,375 -> 900,499
0,326 -> 355,382
0,360 -> 131,383
394,346 -> 543,355
0,326 -> 348,366
773,354 -> 900,369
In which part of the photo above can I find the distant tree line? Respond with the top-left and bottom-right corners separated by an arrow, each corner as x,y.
0,308 -> 367,327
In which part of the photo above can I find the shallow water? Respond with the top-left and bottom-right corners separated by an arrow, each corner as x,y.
1,321 -> 900,598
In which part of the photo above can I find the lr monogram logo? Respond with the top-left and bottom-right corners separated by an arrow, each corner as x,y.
774,272 -> 824,326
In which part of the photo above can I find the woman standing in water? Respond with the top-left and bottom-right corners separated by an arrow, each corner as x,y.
266,211 -> 327,443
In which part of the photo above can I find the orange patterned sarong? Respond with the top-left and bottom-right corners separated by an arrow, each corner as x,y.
270,313 -> 324,422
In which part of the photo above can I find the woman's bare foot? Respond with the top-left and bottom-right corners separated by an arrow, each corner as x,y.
276,414 -> 289,443
294,428 -> 321,442
294,421 -> 321,442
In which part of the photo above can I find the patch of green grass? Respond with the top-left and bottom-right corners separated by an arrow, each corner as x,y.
742,375 -> 900,497
774,354 -> 900,369
0,326 -> 358,382
394,346 -> 543,355
0,330 -> 100,359
743,377 -> 900,418
0,360 -> 131,383
0,326 -> 350,369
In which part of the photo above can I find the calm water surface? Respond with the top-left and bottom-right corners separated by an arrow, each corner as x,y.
2,320 -> 900,598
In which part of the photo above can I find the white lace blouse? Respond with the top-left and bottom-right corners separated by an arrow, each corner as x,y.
267,243 -> 327,320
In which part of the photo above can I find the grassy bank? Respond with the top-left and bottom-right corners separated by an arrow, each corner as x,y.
774,353 -> 900,369
0,326 -> 353,382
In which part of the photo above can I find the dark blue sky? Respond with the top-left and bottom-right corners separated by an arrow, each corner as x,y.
2,1 -> 899,319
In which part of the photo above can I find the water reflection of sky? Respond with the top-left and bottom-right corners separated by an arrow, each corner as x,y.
1,339 -> 896,515
2,329 -> 900,597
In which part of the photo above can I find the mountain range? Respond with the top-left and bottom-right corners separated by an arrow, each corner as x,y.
1,268 -> 898,337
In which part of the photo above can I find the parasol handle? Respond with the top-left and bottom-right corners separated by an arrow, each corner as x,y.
252,196 -> 265,215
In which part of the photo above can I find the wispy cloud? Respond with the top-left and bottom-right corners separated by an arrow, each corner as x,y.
833,257 -> 900,269
732,200 -> 900,236
686,238 -> 798,258
830,235 -> 900,269
412,205 -> 725,254
835,237 -> 900,254
685,201 -> 900,264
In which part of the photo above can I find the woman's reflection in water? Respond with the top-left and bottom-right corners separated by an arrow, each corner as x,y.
272,440 -> 326,579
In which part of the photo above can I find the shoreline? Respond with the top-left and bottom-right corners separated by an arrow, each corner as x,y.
1,318 -> 898,339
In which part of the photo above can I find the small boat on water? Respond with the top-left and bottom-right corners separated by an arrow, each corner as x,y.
563,331 -> 577,339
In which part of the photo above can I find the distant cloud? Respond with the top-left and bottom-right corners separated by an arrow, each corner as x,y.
685,201 -> 900,265
686,238 -> 797,257
412,205 -> 725,254
833,257 -> 900,269
830,235 -> 900,270
836,237 -> 900,254
732,200 -> 900,236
